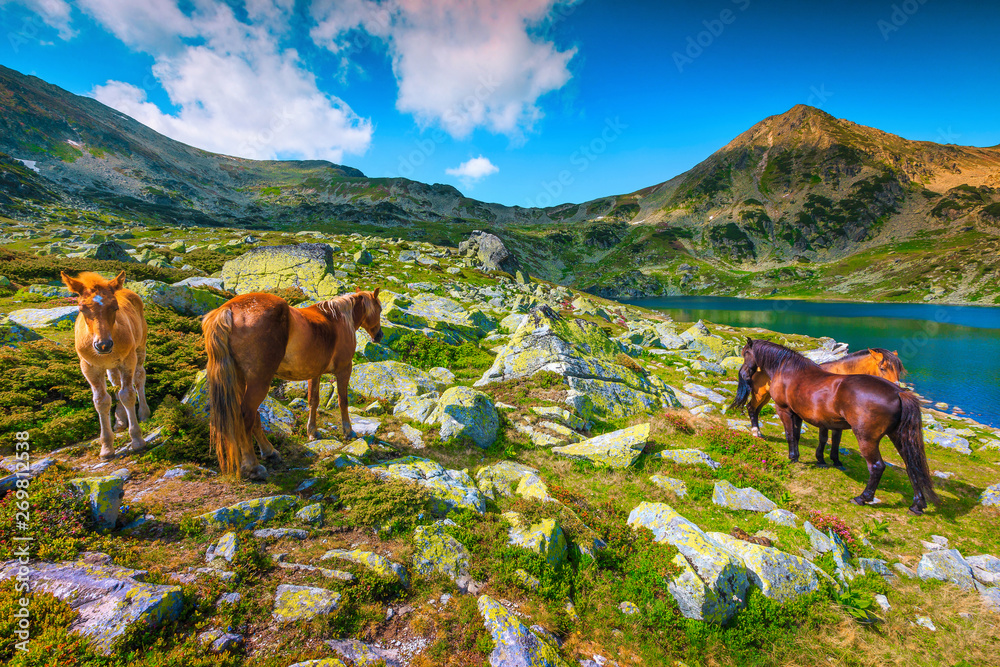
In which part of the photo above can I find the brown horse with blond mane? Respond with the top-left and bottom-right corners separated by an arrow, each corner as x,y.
202,289 -> 383,480
731,338 -> 937,515
747,347 -> 906,467
61,271 -> 150,459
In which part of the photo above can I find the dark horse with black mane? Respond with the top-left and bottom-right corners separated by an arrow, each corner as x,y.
731,338 -> 938,515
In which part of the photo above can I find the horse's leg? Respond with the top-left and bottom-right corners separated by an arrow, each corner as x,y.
82,361 -> 115,459
134,344 -> 150,422
238,379 -> 271,480
335,367 -> 357,440
816,427 -> 828,465
749,374 -> 770,438
775,406 -> 799,463
116,354 -> 145,452
851,435 -> 886,506
829,429 -> 844,469
252,412 -> 282,464
306,377 -> 321,440
108,368 -> 128,431
790,413 -> 803,461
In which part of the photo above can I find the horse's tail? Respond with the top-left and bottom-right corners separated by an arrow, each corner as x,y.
203,306 -> 245,476
730,370 -> 754,412
895,391 -> 939,506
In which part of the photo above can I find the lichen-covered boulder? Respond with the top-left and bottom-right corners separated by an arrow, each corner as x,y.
924,430 -> 972,455
708,532 -> 820,602
7,305 -> 79,330
551,423 -> 649,469
980,482 -> 1000,507
0,317 -> 43,347
650,475 -> 688,497
530,406 -> 588,430
205,532 -> 239,566
712,481 -> 778,512
477,595 -> 570,667
476,306 -> 679,419
683,383 -> 727,404
652,448 -> 720,469
195,495 -> 297,530
321,549 -> 409,587
93,241 -> 137,263
765,509 -> 799,527
325,640 -> 405,667
412,523 -> 471,583
128,280 -> 226,316
476,461 -> 540,500
515,473 -> 552,502
627,502 -> 750,623
429,366 -> 456,387
272,584 -> 341,623
803,521 -> 836,555
429,386 -> 499,449
917,549 -> 975,590
222,243 -> 342,300
967,555 -> 1000,585
0,557 -> 183,653
393,394 -> 439,423
504,513 -> 567,566
369,456 -> 485,514
296,503 -> 325,526
70,475 -> 124,530
350,361 -> 439,403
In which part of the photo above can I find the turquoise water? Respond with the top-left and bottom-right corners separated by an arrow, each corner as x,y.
624,296 -> 1000,428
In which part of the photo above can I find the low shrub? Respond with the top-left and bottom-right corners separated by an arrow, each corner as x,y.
333,467 -> 431,533
0,468 -> 91,561
386,332 -> 492,375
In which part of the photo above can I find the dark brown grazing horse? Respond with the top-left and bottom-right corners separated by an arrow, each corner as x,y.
202,289 -> 383,480
731,338 -> 938,515
747,348 -> 906,467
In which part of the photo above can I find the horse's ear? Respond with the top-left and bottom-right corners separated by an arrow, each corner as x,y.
110,270 -> 126,290
893,350 -> 898,356
355,286 -> 361,293
373,287 -> 380,299
869,349 -> 883,361
745,336 -> 753,346
61,271 -> 85,295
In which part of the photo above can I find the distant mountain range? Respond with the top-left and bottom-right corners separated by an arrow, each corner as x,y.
2,65 -> 999,304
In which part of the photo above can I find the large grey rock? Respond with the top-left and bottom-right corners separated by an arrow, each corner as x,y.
504,513 -> 568,566
350,361 -> 438,403
460,231 -> 521,275
476,461 -> 540,500
412,523 -> 471,583
627,502 -> 750,623
712,481 -> 778,512
476,306 -> 678,419
429,386 -> 499,449
128,280 -> 226,316
69,476 -> 124,530
0,556 -> 183,653
477,595 -> 569,667
917,549 -> 975,590
221,243 -> 342,299
195,495 -> 297,529
272,584 -> 341,623
551,423 -> 650,468
7,305 -> 78,330
369,456 -> 485,514
93,241 -> 137,263
707,532 -> 820,602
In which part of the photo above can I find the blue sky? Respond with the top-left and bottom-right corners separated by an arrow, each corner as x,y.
2,0 -> 998,207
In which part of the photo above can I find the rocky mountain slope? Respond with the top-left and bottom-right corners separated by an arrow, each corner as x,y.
1,221 -> 999,666
2,65 -> 1000,304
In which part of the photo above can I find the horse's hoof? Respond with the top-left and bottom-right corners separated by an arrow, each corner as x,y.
264,451 -> 283,464
851,496 -> 868,506
789,456 -> 799,463
344,430 -> 358,441
127,440 -> 146,453
751,428 -> 762,439
99,451 -> 116,461
908,506 -> 925,516
833,464 -> 845,470
244,465 -> 268,481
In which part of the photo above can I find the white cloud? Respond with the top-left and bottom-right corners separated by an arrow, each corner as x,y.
2,0 -> 75,38
311,0 -> 578,139
52,0 -> 373,162
446,156 -> 499,187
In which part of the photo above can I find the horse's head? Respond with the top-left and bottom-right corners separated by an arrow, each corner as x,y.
869,348 -> 906,384
61,270 -> 125,355
354,287 -> 383,344
730,336 -> 758,411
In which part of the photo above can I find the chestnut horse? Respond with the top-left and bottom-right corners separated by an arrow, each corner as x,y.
748,348 -> 906,467
61,271 -> 150,459
731,338 -> 937,515
202,289 -> 383,480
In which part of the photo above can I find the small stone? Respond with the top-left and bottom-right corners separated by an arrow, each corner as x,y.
874,594 -> 890,612
915,615 -> 936,631
712,480 -> 777,512
764,509 -> 798,527
650,475 -> 687,497
295,503 -> 325,526
619,601 -> 640,615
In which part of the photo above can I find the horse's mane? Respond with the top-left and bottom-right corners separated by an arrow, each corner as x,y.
841,347 -> 907,377
752,339 -> 818,374
314,291 -> 378,326
74,272 -> 113,290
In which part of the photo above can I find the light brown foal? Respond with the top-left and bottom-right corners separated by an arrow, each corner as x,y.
202,289 -> 383,479
61,271 -> 150,459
